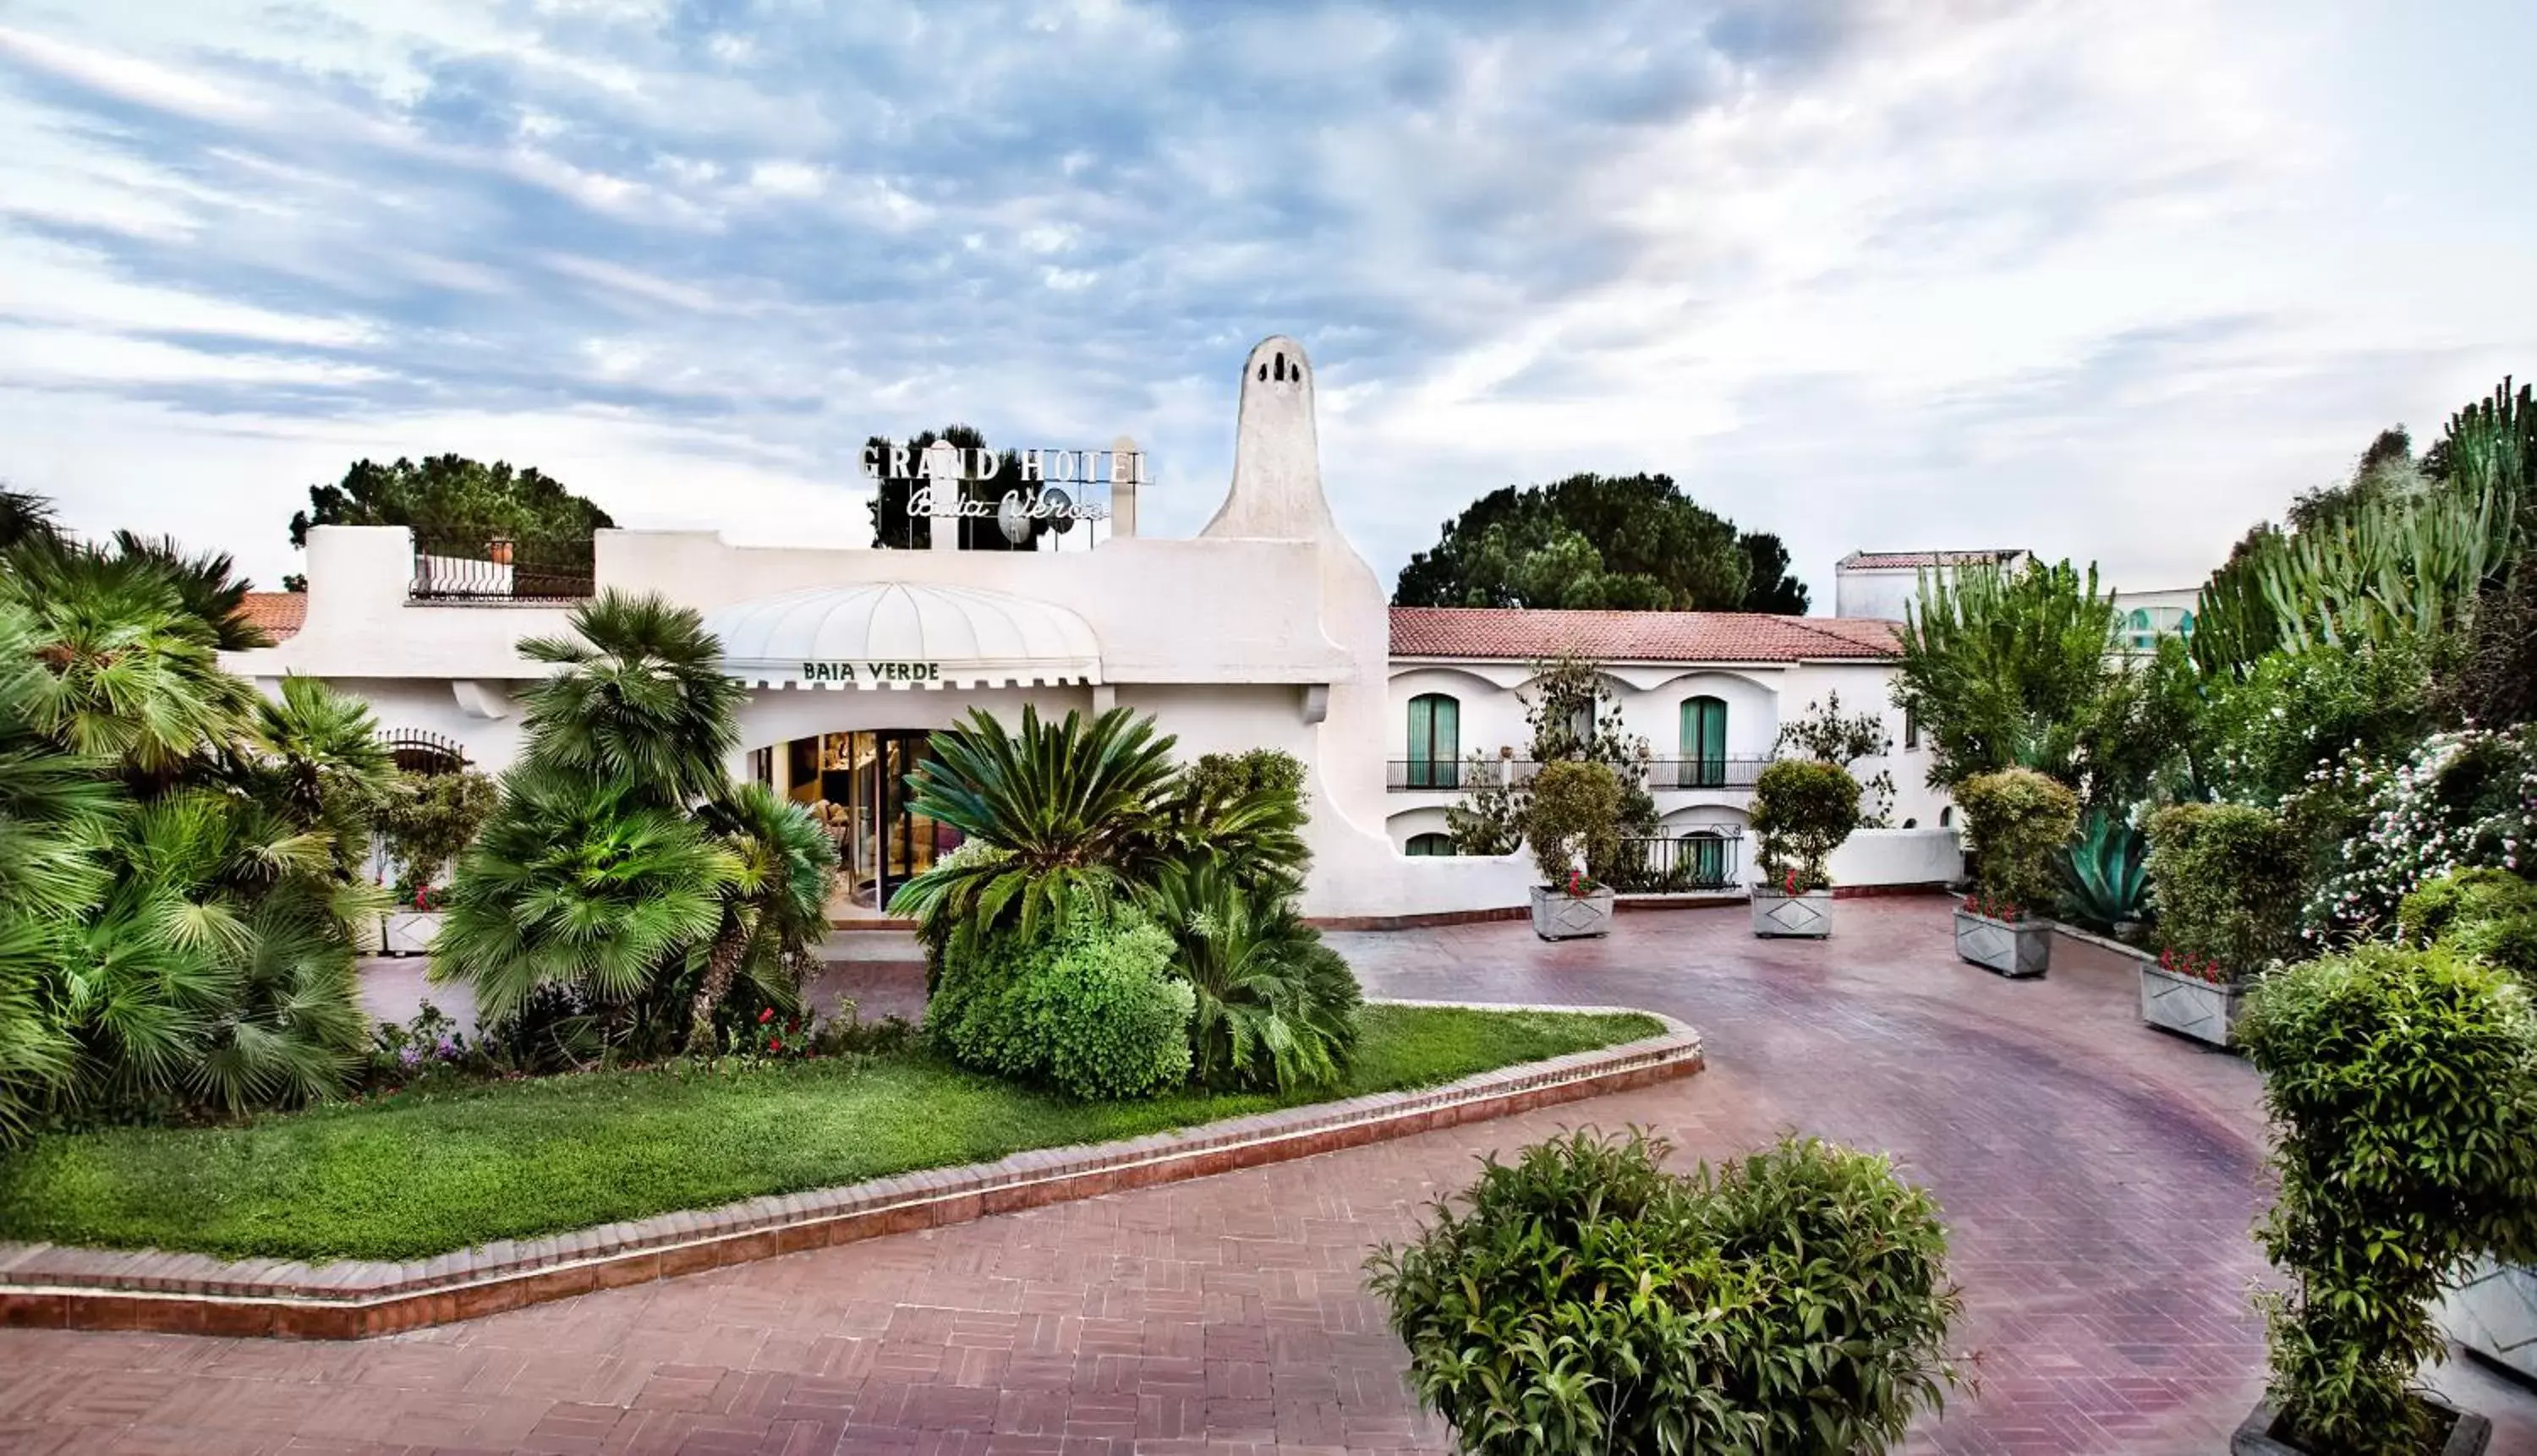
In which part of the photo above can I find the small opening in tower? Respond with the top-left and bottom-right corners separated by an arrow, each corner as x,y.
1257,363 -> 1266,380
1274,353 -> 1286,380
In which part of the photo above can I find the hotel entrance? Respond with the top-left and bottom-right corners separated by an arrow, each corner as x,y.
748,730 -> 962,914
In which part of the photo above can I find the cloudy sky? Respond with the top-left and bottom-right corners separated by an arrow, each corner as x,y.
2,0 -> 2531,607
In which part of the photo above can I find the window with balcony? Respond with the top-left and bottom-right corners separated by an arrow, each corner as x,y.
2127,607 -> 2154,652
1679,695 -> 1728,788
1405,693 -> 1460,789
1405,832 -> 1455,857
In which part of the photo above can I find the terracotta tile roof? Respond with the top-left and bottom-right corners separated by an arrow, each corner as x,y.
236,591 -> 307,643
1839,549 -> 2025,571
1389,607 -> 1900,663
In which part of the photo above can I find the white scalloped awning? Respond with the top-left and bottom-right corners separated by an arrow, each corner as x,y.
703,583 -> 1102,690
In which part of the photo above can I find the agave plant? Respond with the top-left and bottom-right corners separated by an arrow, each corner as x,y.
1142,856 -> 1360,1091
684,783 -> 837,1052
431,768 -> 737,1028
889,705 -> 1181,942
516,589 -> 745,810
2059,808 -> 2149,933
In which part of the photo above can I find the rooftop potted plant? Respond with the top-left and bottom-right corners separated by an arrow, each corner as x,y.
1521,760 -> 1620,940
1952,768 -> 2076,977
1749,758 -> 1861,939
2232,944 -> 2535,1456
2139,802 -> 2301,1048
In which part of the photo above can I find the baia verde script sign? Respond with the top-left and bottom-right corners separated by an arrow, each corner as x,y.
859,442 -> 1136,524
800,660 -> 941,684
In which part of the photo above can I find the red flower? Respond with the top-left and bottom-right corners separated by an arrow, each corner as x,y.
757,1007 -> 775,1024
768,1038 -> 782,1054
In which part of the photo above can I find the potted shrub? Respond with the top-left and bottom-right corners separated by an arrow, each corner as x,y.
1748,758 -> 1861,939
2138,803 -> 2301,1048
1521,760 -> 1620,940
1367,1129 -> 1963,1456
1952,768 -> 2077,977
2232,944 -> 2537,1456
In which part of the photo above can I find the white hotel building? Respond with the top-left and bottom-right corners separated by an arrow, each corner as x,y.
229,337 -> 1961,922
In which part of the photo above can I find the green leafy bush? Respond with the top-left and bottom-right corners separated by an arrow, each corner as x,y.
1521,759 -> 1622,888
2399,868 -> 2537,981
2236,946 -> 2537,1454
2143,803 -> 2303,977
2058,809 -> 2148,933
1366,1128 -> 1961,1456
930,900 -> 1194,1100
2296,725 -> 2537,939
2201,641 -> 2430,807
376,768 -> 500,894
1751,758 -> 1860,894
1955,768 -> 2079,914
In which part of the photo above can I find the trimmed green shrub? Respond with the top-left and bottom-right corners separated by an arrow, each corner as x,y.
2143,803 -> 2303,977
1751,758 -> 1860,894
1521,759 -> 1622,887
1367,1129 -> 1961,1456
376,768 -> 499,895
1955,768 -> 2079,915
2236,945 -> 2537,1454
2399,868 -> 2537,981
930,900 -> 1194,1101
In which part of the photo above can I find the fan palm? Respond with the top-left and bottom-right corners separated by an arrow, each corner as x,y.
231,674 -> 395,872
0,485 -> 55,551
107,531 -> 271,649
29,789 -> 372,1116
0,542 -> 256,783
517,590 -> 743,808
1142,857 -> 1360,1091
431,768 -> 737,1026
888,705 -> 1182,943
684,783 -> 837,1051
0,602 -> 118,920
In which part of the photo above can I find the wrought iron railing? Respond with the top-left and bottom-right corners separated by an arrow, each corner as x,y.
376,728 -> 468,775
1647,756 -> 1770,791
1606,829 -> 1744,894
408,526 -> 596,602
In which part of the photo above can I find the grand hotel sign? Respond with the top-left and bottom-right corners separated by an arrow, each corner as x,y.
859,442 -> 1140,531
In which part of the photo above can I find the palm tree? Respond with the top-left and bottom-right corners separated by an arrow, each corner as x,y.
0,543 -> 257,785
0,485 -> 56,551
0,602 -> 118,920
517,590 -> 743,808
431,768 -> 737,1030
27,789 -> 372,1116
888,705 -> 1182,944
683,784 -> 836,1052
108,531 -> 271,649
231,674 -> 395,874
1142,856 -> 1359,1091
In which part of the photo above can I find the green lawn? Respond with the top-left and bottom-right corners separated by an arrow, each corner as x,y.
0,1004 -> 1661,1263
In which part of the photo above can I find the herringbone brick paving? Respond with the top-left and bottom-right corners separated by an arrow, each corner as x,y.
5,900 -> 2534,1453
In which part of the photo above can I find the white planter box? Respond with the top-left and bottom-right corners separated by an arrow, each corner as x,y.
1954,908 -> 2051,978
1751,889 -> 1833,939
2233,1396 -> 2490,1454
2139,961 -> 2247,1048
378,910 -> 444,957
2444,1256 -> 2537,1387
1529,884 -> 1615,940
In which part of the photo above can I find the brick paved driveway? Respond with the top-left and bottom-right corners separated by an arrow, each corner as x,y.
8,899 -> 2534,1454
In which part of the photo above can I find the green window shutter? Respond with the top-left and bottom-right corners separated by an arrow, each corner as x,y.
1680,697 -> 1727,786
1407,694 -> 1460,788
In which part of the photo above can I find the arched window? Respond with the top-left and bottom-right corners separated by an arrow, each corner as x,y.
1405,693 -> 1460,789
1939,806 -> 1955,828
1903,817 -> 1919,829
1679,696 -> 1728,788
377,729 -> 466,776
2177,610 -> 2196,638
2126,607 -> 2154,651
1405,832 -> 1455,857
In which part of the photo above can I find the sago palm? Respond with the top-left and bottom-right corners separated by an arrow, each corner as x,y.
1142,857 -> 1360,1091
517,590 -> 744,808
889,705 -> 1181,942
432,768 -> 737,1026
684,783 -> 836,1051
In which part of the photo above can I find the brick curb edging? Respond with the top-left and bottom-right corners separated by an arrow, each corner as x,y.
0,1001 -> 1700,1341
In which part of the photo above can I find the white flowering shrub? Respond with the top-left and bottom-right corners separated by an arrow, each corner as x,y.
2297,726 -> 2537,941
